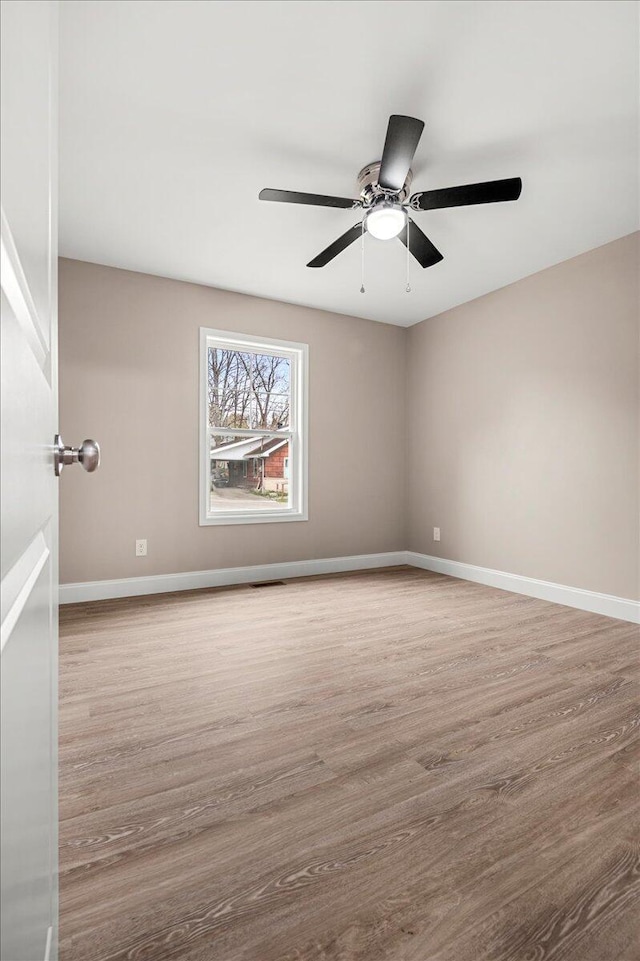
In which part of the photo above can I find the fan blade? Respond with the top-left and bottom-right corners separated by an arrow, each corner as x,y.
409,177 -> 522,211
307,224 -> 363,268
398,219 -> 443,269
378,115 -> 425,192
259,188 -> 358,209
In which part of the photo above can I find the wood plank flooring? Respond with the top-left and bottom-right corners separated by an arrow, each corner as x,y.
58,567 -> 640,961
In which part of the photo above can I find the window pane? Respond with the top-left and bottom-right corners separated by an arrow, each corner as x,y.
208,348 -> 290,429
209,433 -> 291,513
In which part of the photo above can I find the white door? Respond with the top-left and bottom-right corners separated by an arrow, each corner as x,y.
1,2 -> 59,959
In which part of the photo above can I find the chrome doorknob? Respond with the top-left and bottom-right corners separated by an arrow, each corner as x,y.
54,434 -> 101,476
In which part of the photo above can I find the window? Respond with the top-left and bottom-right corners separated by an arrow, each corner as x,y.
200,328 -> 308,525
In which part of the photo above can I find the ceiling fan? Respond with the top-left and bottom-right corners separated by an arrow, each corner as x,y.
259,115 -> 522,270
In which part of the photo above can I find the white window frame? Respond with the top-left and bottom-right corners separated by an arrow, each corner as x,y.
199,327 -> 309,526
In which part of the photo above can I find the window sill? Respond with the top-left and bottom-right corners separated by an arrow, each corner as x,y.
199,509 -> 308,527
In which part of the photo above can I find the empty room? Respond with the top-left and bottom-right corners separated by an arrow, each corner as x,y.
1,1 -> 639,959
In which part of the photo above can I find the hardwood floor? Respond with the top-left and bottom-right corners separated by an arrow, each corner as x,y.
58,567 -> 640,961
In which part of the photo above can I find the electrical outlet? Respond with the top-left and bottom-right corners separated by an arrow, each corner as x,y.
135,539 -> 147,557
433,527 -> 441,542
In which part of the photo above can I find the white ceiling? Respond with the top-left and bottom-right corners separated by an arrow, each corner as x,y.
59,0 -> 639,327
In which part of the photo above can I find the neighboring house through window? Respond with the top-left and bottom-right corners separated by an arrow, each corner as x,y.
200,328 -> 308,525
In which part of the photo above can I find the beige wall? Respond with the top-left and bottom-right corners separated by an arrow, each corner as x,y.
407,233 -> 640,600
58,260 -> 407,583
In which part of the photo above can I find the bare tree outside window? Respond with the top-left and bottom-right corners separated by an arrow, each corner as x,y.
208,348 -> 290,430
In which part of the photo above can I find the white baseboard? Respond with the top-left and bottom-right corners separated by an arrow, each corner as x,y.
59,552 -> 408,604
406,551 -> 640,624
59,550 -> 640,624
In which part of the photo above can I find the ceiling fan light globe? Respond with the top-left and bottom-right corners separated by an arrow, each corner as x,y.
365,204 -> 406,240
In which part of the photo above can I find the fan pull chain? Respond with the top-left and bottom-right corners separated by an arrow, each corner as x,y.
360,220 -> 366,293
405,216 -> 411,293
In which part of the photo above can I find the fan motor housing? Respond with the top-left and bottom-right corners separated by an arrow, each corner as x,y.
357,161 -> 413,206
